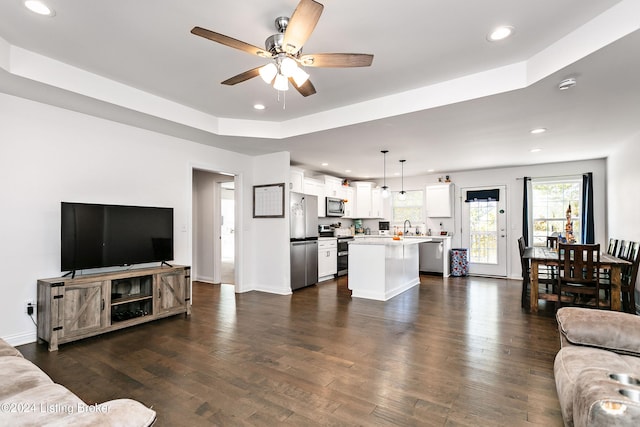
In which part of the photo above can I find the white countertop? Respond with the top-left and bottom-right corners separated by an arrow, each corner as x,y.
350,237 -> 432,245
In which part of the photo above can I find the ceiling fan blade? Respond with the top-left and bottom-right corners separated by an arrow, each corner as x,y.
282,0 -> 324,55
221,67 -> 262,85
289,78 -> 316,97
191,26 -> 272,58
299,53 -> 374,68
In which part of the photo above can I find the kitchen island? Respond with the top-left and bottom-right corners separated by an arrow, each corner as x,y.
348,237 -> 431,301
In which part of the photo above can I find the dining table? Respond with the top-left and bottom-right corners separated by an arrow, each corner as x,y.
522,246 -> 631,313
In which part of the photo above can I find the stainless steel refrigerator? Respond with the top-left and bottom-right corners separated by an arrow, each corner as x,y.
290,192 -> 318,291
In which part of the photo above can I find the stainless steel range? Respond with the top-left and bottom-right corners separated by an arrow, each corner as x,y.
336,236 -> 353,276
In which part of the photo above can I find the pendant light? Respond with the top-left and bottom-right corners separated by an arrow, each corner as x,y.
381,150 -> 390,198
398,159 -> 407,201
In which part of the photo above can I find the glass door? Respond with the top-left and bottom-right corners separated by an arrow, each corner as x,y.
461,186 -> 507,276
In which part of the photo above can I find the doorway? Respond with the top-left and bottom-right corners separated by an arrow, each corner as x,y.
192,169 -> 236,286
220,181 -> 235,284
460,186 -> 507,277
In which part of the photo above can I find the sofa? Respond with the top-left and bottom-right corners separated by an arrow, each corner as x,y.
555,307 -> 640,426
0,338 -> 156,426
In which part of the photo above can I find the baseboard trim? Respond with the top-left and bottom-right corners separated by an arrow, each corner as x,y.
3,331 -> 37,347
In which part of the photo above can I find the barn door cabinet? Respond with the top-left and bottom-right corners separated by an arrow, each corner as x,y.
37,265 -> 190,351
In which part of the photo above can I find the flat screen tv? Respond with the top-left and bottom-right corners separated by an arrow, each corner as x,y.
61,202 -> 174,272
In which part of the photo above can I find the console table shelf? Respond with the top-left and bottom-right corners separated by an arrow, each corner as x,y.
37,265 -> 190,351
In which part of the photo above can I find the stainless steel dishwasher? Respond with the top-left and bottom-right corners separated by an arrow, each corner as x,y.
419,241 -> 444,274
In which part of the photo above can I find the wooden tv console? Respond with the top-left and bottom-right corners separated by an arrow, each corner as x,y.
37,265 -> 190,351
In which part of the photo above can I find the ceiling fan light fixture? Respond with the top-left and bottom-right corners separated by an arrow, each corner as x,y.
273,74 -> 289,91
291,66 -> 310,86
280,57 -> 298,77
259,63 -> 278,84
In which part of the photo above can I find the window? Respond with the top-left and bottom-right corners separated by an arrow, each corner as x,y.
468,200 -> 498,264
531,177 -> 582,246
391,190 -> 424,225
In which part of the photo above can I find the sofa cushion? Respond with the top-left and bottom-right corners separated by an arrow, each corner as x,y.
557,307 -> 640,356
0,356 -> 54,401
45,399 -> 157,427
0,338 -> 24,358
0,383 -> 156,427
0,383 -> 86,426
555,346 -> 640,426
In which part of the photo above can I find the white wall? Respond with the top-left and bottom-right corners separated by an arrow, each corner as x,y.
192,170 -> 216,283
606,136 -> 640,241
382,159 -> 607,278
248,152 -> 292,294
607,135 -> 640,308
0,93 -> 290,345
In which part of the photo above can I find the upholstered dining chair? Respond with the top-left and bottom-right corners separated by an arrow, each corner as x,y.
557,243 -> 606,309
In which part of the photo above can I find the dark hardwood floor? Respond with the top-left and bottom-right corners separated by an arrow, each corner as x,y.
18,275 -> 563,426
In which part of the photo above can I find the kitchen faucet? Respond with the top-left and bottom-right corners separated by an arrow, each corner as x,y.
403,219 -> 412,235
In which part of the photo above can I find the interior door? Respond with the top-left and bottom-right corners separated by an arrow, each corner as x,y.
461,186 -> 507,276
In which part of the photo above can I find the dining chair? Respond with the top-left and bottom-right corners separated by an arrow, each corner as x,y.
518,236 -> 530,308
621,241 -> 640,314
617,240 -> 631,259
601,238 -> 620,285
541,236 -> 560,291
557,243 -> 606,309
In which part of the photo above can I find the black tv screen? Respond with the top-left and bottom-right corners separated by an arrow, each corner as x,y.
61,202 -> 174,272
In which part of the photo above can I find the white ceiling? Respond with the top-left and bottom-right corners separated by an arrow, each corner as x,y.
1,0 -> 639,179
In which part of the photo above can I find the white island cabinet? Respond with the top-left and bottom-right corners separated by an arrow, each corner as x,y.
348,237 -> 431,301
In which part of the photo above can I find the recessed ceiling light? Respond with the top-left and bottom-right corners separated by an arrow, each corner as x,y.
253,104 -> 266,110
24,1 -> 55,16
321,162 -> 328,166
427,169 -> 435,173
345,169 -> 351,173
530,148 -> 542,153
530,128 -> 547,134
487,26 -> 514,41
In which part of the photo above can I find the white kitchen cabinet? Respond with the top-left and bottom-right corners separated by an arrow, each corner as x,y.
340,186 -> 355,218
321,175 -> 343,198
289,167 -> 304,193
354,182 -> 383,218
371,187 -> 383,218
318,238 -> 337,281
355,182 -> 372,218
304,177 -> 325,217
426,183 -> 454,217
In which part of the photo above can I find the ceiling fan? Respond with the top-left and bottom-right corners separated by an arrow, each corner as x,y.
191,0 -> 374,97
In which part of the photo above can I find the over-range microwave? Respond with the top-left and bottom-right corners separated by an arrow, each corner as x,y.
325,197 -> 345,217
